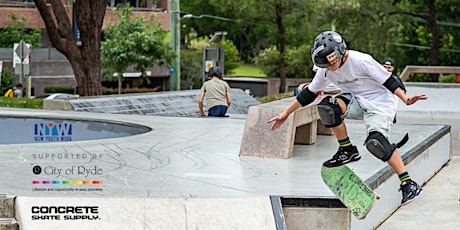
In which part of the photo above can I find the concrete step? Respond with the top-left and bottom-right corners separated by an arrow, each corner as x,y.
15,196 -> 277,230
0,196 -> 18,230
0,218 -> 19,230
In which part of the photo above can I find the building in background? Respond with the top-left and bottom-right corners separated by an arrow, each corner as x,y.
0,0 -> 172,96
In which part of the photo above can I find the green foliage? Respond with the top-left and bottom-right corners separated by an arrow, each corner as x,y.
43,86 -> 76,94
257,44 -> 313,79
408,73 -> 430,82
220,39 -> 240,75
101,4 -> 174,87
180,49 -> 203,89
284,44 -> 314,79
0,68 -> 17,95
438,74 -> 456,83
256,46 -> 279,78
0,13 -> 41,48
181,0 -> 316,63
180,38 -> 240,87
315,0 -> 403,56
0,97 -> 43,109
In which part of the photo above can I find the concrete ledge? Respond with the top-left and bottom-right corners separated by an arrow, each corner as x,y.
353,125 -> 451,230
43,99 -> 74,111
0,196 -> 15,218
277,125 -> 451,230
15,196 -> 277,230
0,196 -> 18,230
281,197 -> 349,230
239,96 -> 332,159
0,218 -> 18,230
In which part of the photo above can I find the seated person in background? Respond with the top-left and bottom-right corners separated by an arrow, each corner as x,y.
198,66 -> 232,117
4,83 -> 23,98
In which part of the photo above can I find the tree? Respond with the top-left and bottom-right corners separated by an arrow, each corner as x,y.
33,0 -> 106,96
218,0 -> 314,93
101,4 -> 173,94
179,38 -> 239,88
0,68 -> 17,95
389,0 -> 440,81
220,39 -> 240,75
0,13 -> 41,48
316,0 -> 459,82
257,44 -> 313,80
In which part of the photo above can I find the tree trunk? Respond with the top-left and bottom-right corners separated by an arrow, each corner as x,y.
33,0 -> 106,96
276,4 -> 286,93
428,0 -> 439,82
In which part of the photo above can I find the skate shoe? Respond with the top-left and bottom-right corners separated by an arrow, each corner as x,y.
323,146 -> 361,168
399,180 -> 422,205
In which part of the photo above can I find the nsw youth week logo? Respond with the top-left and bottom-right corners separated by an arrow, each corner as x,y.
34,122 -> 73,142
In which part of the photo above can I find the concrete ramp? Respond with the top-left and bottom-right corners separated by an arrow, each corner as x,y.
51,89 -> 260,117
15,196 -> 277,230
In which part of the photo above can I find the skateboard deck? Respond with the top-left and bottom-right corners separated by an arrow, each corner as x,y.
321,165 -> 379,219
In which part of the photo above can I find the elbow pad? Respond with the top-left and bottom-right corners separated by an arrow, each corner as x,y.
296,87 -> 318,106
383,76 -> 403,93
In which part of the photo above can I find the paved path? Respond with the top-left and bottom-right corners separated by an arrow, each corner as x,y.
377,157 -> 460,230
378,83 -> 460,229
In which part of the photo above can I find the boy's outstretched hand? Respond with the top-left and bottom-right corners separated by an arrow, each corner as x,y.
406,94 -> 428,105
268,111 -> 289,130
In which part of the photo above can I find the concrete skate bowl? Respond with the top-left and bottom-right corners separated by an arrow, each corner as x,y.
0,115 -> 151,144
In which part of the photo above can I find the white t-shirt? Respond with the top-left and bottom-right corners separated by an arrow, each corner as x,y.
308,50 -> 395,119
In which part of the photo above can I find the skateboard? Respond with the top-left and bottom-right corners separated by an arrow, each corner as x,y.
321,165 -> 380,219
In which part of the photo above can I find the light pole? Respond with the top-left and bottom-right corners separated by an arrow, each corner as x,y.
169,0 -> 180,91
183,14 -> 236,22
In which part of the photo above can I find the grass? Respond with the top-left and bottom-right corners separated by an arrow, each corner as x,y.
257,91 -> 294,103
0,97 -> 43,109
227,64 -> 266,77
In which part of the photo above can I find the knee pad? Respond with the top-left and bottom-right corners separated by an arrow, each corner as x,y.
318,96 -> 343,128
365,131 -> 396,162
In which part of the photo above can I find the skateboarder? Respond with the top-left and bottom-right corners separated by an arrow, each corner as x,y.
268,31 -> 427,205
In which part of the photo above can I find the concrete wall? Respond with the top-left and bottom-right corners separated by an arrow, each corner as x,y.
15,196 -> 277,230
31,75 -> 77,97
225,77 -> 311,97
267,78 -> 311,96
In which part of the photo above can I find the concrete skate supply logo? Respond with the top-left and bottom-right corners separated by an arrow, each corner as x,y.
31,206 -> 100,221
34,122 -> 73,142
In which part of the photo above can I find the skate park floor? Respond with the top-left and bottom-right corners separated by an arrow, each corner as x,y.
1,82 -> 459,229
